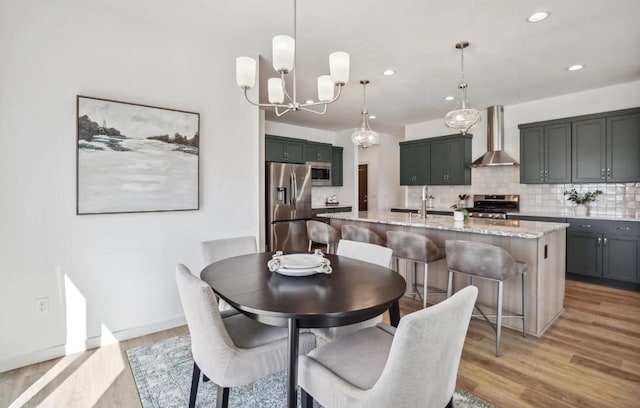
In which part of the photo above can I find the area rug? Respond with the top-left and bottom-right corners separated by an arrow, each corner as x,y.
126,335 -> 494,408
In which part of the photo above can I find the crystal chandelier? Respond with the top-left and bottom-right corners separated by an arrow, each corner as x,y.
351,80 -> 379,148
235,0 -> 349,117
444,41 -> 481,134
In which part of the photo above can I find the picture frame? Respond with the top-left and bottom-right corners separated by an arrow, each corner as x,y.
76,95 -> 200,215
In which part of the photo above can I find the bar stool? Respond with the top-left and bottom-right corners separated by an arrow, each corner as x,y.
444,240 -> 527,357
386,231 -> 446,309
306,220 -> 340,254
341,224 -> 385,246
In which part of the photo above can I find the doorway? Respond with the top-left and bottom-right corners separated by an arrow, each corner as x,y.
358,164 -> 368,211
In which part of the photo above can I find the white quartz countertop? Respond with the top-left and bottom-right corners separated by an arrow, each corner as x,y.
317,211 -> 569,239
509,211 -> 640,223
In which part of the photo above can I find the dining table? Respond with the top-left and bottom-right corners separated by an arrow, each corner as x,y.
200,252 -> 406,408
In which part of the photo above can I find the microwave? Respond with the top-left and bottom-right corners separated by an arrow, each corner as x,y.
310,162 -> 332,186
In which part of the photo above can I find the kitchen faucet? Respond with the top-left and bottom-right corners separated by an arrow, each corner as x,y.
420,185 -> 429,219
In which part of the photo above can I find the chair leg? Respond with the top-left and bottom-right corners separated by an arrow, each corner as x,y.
522,272 -> 527,337
189,362 -> 200,408
308,240 -> 312,252
301,388 -> 314,408
496,280 -> 504,357
326,243 -> 330,253
447,270 -> 454,298
445,396 -> 454,408
216,385 -> 230,408
423,262 -> 428,309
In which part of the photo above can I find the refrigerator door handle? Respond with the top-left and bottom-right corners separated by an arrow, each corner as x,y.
290,172 -> 296,210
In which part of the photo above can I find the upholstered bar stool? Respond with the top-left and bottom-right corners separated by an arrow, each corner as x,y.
386,231 -> 446,309
306,220 -> 340,254
444,240 -> 527,357
341,224 -> 385,246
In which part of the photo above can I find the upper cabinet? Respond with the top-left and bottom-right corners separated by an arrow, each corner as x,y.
305,142 -> 332,163
399,134 -> 471,186
520,123 -> 571,184
265,135 -> 306,164
519,107 -> 640,184
331,146 -> 343,186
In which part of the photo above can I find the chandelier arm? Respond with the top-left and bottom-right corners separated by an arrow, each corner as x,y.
301,104 -> 328,115
280,73 -> 294,105
275,106 -> 292,117
244,88 -> 289,109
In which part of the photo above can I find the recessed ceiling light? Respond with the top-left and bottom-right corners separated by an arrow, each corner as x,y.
567,64 -> 584,71
444,96 -> 455,101
369,115 -> 377,119
528,11 -> 549,23
382,69 -> 396,76
305,99 -> 314,104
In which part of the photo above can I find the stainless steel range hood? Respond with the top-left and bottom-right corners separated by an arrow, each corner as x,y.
471,105 -> 519,167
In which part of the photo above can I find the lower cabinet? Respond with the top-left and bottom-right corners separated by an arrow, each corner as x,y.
602,234 -> 639,282
566,231 -> 602,278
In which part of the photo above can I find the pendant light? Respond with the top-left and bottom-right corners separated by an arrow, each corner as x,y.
444,41 -> 481,134
351,80 -> 379,148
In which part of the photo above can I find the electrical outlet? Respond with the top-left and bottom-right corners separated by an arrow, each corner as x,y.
36,297 -> 49,314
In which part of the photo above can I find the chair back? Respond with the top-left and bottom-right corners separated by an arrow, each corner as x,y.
341,225 -> 385,246
386,230 -> 444,263
175,264 -> 236,381
445,240 -> 516,280
337,239 -> 393,269
202,236 -> 257,266
306,220 -> 340,245
374,285 -> 478,407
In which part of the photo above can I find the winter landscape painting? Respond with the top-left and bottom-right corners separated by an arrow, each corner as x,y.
77,96 -> 199,214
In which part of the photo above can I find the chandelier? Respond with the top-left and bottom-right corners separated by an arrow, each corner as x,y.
235,0 -> 350,117
444,41 -> 481,134
351,80 -> 379,148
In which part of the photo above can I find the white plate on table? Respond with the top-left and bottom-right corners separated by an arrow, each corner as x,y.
277,254 -> 324,269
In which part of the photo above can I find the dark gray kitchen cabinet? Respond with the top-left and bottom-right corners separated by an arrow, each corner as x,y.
572,118 -> 607,183
567,231 -> 602,278
305,141 -> 332,163
602,234 -> 639,283
399,140 -> 430,185
607,113 -> 640,182
331,146 -> 343,186
519,123 -> 570,183
429,134 -> 472,185
265,135 -> 305,163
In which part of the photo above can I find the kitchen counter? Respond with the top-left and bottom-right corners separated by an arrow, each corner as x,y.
312,205 -> 352,210
319,211 -> 568,239
390,207 -> 454,214
322,211 -> 567,337
509,210 -> 640,223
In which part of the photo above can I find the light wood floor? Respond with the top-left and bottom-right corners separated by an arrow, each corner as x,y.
1,280 -> 639,407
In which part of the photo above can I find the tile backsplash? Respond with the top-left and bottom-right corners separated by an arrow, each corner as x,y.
407,166 -> 640,217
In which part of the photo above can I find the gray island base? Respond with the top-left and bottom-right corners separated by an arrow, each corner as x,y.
318,211 -> 570,337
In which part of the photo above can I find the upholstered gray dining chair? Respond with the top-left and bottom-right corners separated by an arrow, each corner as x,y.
445,240 -> 527,357
298,285 -> 478,408
312,239 -> 394,344
341,224 -> 386,246
201,236 -> 257,317
306,220 -> 340,253
176,265 -> 316,408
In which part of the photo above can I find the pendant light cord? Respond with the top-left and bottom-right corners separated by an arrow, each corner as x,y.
460,43 -> 465,82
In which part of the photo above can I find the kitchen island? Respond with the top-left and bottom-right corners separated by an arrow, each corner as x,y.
318,211 -> 569,337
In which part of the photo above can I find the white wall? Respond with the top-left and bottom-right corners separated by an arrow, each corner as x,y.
404,80 -> 640,215
357,132 -> 403,211
0,0 -> 261,371
265,121 -> 356,208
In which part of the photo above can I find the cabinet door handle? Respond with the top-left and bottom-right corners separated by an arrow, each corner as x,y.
603,237 -> 608,246
544,170 -> 548,180
597,237 -> 602,246
578,224 -> 591,228
601,168 -> 605,179
607,168 -> 611,177
615,226 -> 631,231
539,170 -> 544,181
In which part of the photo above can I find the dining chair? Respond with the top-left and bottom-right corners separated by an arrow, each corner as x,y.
298,285 -> 478,408
312,239 -> 394,344
201,236 -> 257,317
306,220 -> 340,253
341,224 -> 386,246
176,264 -> 316,408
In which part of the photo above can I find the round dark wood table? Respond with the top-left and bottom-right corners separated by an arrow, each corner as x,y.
200,252 -> 406,408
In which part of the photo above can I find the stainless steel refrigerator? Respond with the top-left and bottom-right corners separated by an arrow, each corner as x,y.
266,162 -> 312,252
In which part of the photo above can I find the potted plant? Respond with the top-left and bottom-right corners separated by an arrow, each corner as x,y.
563,188 -> 603,216
450,204 -> 470,221
458,194 -> 470,208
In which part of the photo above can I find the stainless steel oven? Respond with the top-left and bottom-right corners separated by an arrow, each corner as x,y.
309,162 -> 332,186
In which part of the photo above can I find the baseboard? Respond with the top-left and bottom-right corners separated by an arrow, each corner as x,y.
0,315 -> 186,374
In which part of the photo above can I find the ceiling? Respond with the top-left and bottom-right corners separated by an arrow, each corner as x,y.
233,0 -> 640,134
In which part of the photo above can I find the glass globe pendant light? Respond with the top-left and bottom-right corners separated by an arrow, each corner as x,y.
351,80 -> 379,148
444,41 -> 481,134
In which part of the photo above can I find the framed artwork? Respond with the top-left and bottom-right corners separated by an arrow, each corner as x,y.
76,96 -> 200,215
